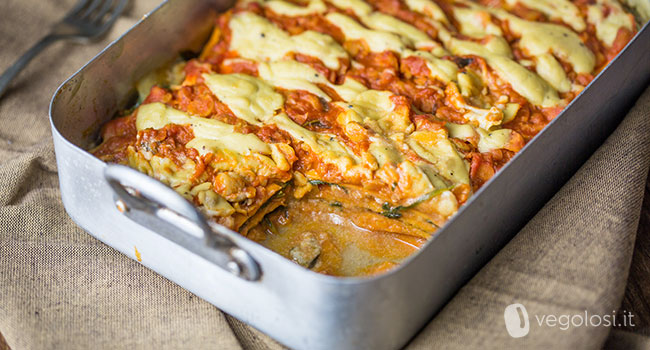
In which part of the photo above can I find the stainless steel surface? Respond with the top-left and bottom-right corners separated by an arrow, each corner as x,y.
0,0 -> 127,99
105,164 -> 261,281
48,1 -> 650,349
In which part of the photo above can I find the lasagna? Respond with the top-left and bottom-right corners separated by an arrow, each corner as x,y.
92,0 -> 638,276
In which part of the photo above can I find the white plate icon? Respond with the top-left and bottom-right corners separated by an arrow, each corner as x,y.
504,303 -> 530,338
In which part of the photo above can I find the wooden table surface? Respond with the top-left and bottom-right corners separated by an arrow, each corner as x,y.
1,176 -> 649,349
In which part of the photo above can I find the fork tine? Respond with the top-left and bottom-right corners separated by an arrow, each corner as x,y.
64,0 -> 93,20
91,0 -> 115,24
99,0 -> 128,30
79,0 -> 104,19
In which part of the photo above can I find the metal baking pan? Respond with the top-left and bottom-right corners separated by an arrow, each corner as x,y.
49,0 -> 650,349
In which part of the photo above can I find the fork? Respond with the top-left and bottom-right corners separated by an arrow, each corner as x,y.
0,0 -> 128,99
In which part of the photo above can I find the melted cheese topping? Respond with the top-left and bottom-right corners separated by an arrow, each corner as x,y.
326,12 -> 407,54
257,60 -> 369,102
404,0 -> 448,23
501,13 -> 596,74
149,1 -> 625,190
328,0 -> 373,16
258,61 -> 332,101
229,12 -> 348,69
587,0 -> 635,47
445,122 -> 512,153
453,7 -> 503,38
266,0 -> 326,16
623,0 -> 650,21
407,130 -> 470,185
407,51 -> 458,83
273,113 -> 362,169
505,0 -> 585,32
201,62 -> 466,197
368,136 -> 403,166
327,12 -> 456,83
445,122 -> 477,140
415,1 -> 602,103
397,161 -> 437,195
445,36 -> 561,107
476,128 -> 512,153
136,102 -> 271,156
201,72 -> 372,175
331,77 -> 369,101
537,53 -> 573,93
362,12 -> 438,50
336,90 -> 413,134
325,2 -> 594,106
203,73 -> 283,125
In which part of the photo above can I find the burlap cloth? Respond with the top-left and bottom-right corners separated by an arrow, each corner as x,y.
1,1 -> 650,349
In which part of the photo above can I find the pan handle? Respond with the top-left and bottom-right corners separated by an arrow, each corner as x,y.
104,164 -> 261,281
